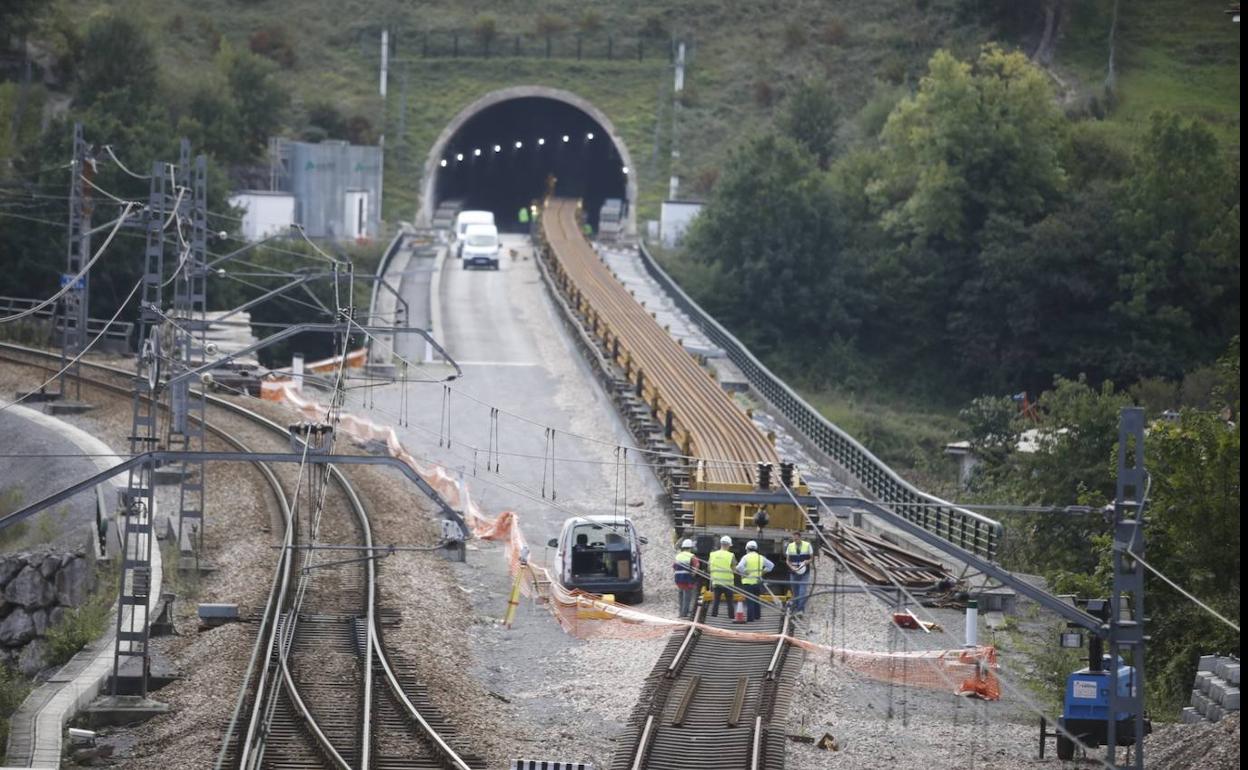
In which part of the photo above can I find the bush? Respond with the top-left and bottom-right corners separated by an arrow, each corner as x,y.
751,79 -> 776,107
534,13 -> 568,37
472,15 -> 499,51
1,665 -> 32,749
783,22 -> 808,49
817,19 -> 848,46
44,596 -> 111,668
248,26 -> 297,69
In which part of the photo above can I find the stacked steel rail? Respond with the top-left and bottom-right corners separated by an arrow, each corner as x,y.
0,344 -> 479,770
542,198 -> 777,485
611,602 -> 801,770
821,523 -> 952,588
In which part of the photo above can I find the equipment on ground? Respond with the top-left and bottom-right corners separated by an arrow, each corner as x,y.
1048,598 -> 1152,761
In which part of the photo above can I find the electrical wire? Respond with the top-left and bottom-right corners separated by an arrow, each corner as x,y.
776,480 -> 1120,769
0,202 -> 135,324
1127,549 -> 1239,633
0,274 -> 145,415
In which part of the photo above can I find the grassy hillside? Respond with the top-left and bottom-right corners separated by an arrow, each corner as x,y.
46,0 -> 1003,224
1056,0 -> 1240,148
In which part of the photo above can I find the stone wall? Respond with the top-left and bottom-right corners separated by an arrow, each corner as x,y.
0,550 -> 95,676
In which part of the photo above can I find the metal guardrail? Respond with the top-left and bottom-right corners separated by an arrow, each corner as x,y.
367,228 -> 409,326
0,295 -> 134,350
633,243 -> 1002,560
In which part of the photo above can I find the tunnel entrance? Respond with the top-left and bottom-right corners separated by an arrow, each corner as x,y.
421,88 -> 636,235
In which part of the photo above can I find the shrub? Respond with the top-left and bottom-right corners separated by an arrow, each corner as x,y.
783,22 -> 807,49
1,665 -> 32,749
817,18 -> 848,46
248,26 -> 297,69
472,15 -> 499,51
44,595 -> 112,668
751,79 -> 776,107
534,13 -> 568,37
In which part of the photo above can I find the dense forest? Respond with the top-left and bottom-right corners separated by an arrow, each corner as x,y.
670,45 -> 1240,714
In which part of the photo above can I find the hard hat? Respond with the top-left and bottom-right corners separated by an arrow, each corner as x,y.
719,535 -> 733,545
746,540 -> 758,551
681,539 -> 694,548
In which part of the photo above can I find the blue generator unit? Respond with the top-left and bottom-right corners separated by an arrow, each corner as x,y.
1057,655 -> 1151,760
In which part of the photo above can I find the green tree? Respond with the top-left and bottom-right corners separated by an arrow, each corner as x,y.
778,79 -> 841,169
75,11 -> 157,113
870,45 -> 1066,248
682,134 -> 866,370
216,42 -> 288,162
1114,114 -> 1240,379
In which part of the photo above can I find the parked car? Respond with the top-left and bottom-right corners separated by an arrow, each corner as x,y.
547,515 -> 647,603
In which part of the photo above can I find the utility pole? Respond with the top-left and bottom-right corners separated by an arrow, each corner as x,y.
167,139 -> 209,566
112,159 -> 168,698
1107,406 -> 1147,769
58,123 -> 92,401
668,40 -> 686,201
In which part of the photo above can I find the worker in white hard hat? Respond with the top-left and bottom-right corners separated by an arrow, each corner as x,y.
734,540 -> 775,622
707,535 -> 738,618
672,538 -> 701,619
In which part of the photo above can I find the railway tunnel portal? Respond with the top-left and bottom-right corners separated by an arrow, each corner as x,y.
420,87 -> 636,234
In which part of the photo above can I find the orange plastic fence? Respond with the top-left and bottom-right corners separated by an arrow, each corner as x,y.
260,380 -> 1002,699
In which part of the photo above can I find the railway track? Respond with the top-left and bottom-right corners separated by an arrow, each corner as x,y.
542,198 -> 776,486
611,602 -> 801,770
0,344 -> 480,770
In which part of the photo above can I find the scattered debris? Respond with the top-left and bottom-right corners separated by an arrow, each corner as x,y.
816,732 -> 840,751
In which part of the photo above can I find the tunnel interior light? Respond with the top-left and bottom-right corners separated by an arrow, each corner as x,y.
455,153 -> 464,162
562,135 -> 570,143
493,144 -> 502,153
473,148 -> 482,157
537,137 -> 546,146
515,140 -> 523,149
622,166 -> 629,175
587,131 -> 595,140
440,159 -> 448,167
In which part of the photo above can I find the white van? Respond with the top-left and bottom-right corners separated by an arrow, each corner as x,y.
461,223 -> 501,270
452,210 -> 494,258
547,515 -> 648,603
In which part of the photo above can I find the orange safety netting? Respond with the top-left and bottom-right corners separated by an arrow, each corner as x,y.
258,378 -> 1002,700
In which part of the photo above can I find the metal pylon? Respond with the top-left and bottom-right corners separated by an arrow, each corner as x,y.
1107,406 -> 1147,769
112,160 -> 167,698
57,122 -> 92,400
167,141 -> 209,562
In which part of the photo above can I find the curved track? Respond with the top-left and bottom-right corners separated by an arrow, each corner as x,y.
0,344 -> 479,770
542,198 -> 777,485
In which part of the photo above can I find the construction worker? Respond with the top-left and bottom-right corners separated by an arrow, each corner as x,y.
518,205 -> 530,226
673,539 -> 701,619
735,540 -> 774,622
785,529 -> 814,616
707,535 -> 737,618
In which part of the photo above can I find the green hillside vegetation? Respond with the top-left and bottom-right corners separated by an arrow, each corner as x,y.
1057,0 -> 1240,147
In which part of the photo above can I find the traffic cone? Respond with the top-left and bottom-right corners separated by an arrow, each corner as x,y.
734,596 -> 746,623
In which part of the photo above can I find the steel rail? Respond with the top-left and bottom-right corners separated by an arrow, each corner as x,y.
0,344 -> 351,768
1,343 -> 473,768
542,199 -> 777,485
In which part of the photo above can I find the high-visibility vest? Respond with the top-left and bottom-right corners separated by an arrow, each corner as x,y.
740,552 -> 767,585
708,549 -> 735,586
785,540 -> 813,573
674,550 -> 695,586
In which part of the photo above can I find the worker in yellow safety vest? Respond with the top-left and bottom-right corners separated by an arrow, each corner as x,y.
734,540 -> 774,622
785,529 -> 814,616
707,535 -> 737,618
673,539 -> 701,619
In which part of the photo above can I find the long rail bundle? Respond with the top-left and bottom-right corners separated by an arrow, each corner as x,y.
542,198 -> 777,485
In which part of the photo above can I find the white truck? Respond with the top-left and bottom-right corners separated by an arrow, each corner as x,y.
461,223 -> 501,270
